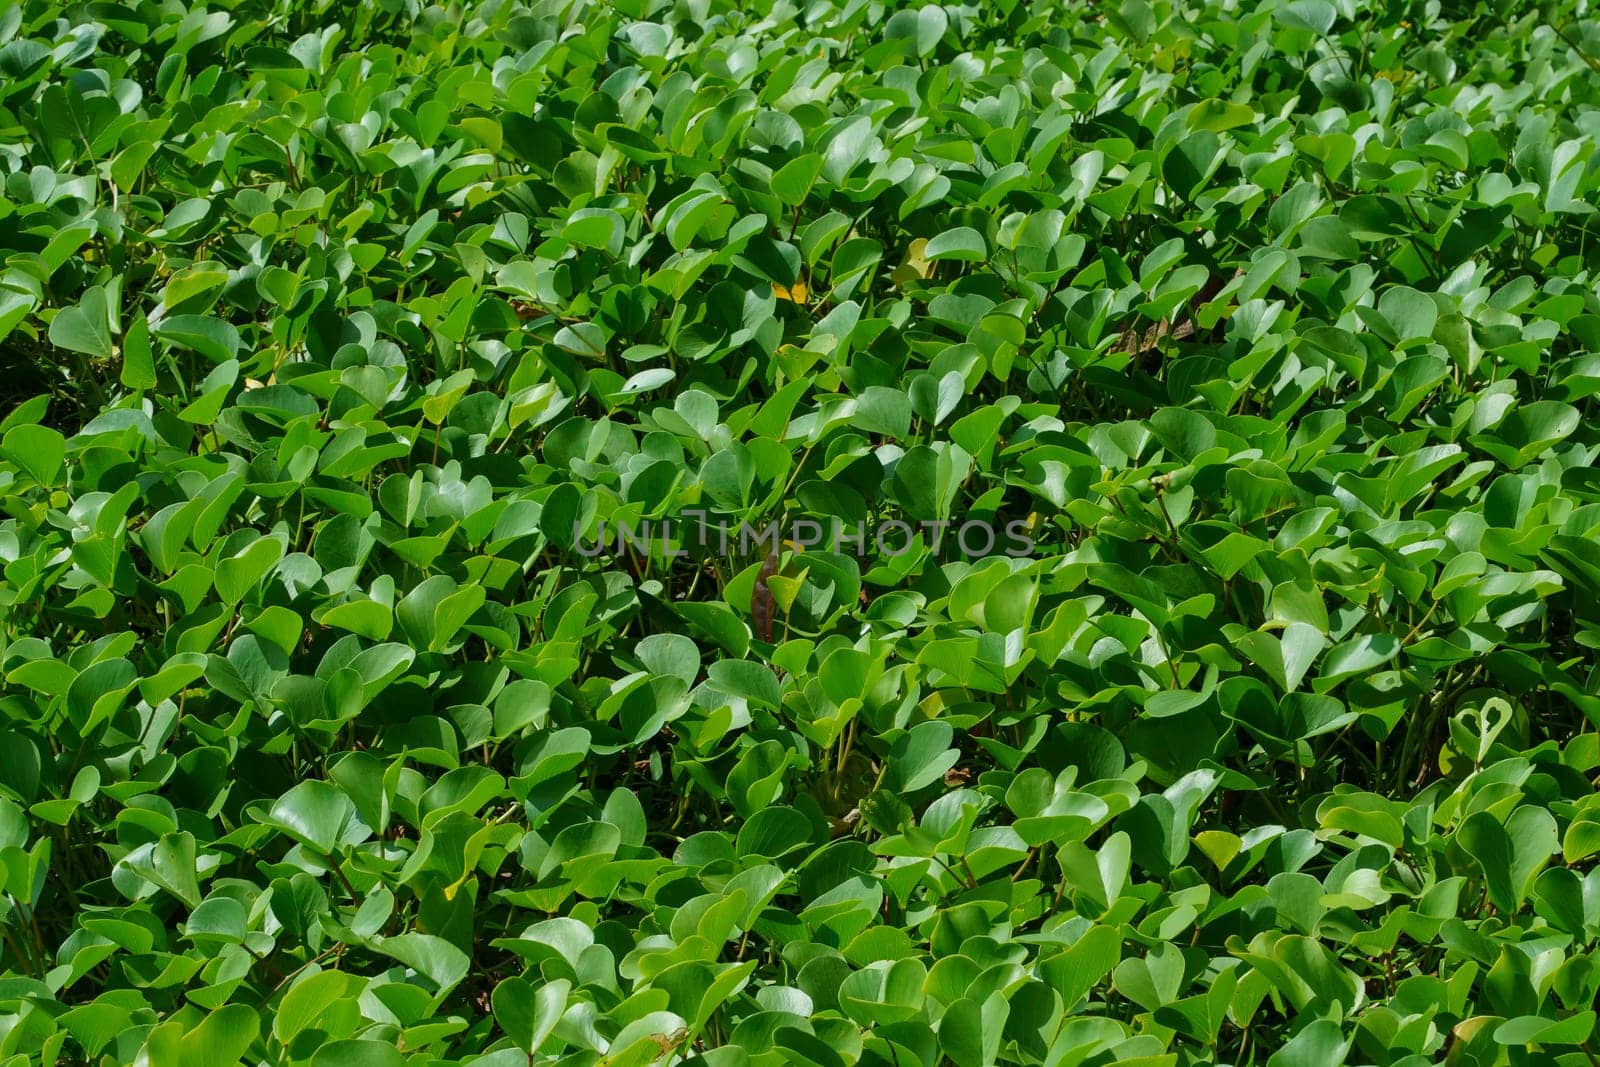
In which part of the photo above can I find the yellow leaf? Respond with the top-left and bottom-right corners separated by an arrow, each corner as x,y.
891,237 -> 933,287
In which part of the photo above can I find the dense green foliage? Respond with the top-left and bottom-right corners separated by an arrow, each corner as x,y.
3,0 -> 1600,1063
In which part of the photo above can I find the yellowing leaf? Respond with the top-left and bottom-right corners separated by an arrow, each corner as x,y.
892,237 -> 933,287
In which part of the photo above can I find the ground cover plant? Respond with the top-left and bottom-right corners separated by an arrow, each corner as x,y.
2,0 -> 1600,1063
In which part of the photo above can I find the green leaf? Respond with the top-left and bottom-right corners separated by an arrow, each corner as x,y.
1458,806 -> 1558,915
260,780 -> 372,854
377,932 -> 471,1000
48,285 -> 115,359
309,1040 -> 407,1067
1267,1018 -> 1350,1067
121,314 -> 156,389
153,314 -> 241,362
773,154 -> 821,206
1494,1011 -> 1595,1046
1315,633 -> 1399,690
125,831 -> 202,908
1,422 -> 65,485
924,227 -> 987,263
493,977 -> 569,1053
1189,99 -> 1257,132
154,1004 -> 258,1067
822,116 -> 874,184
